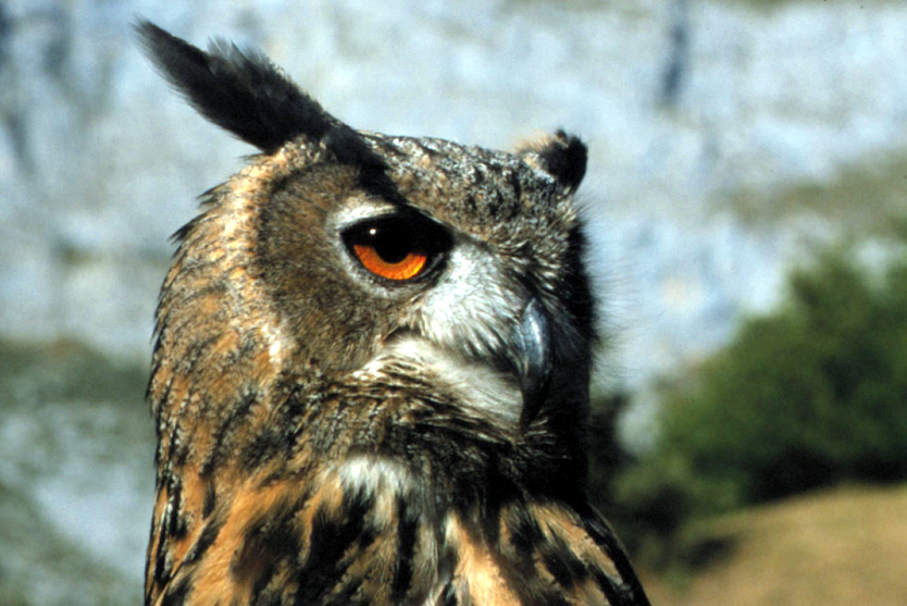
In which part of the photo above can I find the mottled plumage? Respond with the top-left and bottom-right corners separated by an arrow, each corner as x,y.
137,21 -> 649,605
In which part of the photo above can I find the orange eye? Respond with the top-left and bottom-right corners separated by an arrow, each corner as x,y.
352,243 -> 428,281
342,214 -> 451,284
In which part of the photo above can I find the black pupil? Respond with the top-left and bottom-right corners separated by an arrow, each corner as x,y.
365,224 -> 413,264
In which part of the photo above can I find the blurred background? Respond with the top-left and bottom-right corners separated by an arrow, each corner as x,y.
1,0 -> 906,603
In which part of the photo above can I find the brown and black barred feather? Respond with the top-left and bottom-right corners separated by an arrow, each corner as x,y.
138,21 -> 649,606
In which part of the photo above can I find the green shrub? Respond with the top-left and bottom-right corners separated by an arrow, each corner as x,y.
602,234 -> 907,562
658,245 -> 907,503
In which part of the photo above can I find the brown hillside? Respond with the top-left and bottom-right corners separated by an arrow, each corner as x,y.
640,484 -> 907,605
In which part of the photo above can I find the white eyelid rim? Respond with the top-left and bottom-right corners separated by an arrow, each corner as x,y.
331,197 -> 399,232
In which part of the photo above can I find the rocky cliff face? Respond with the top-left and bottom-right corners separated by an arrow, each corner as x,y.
1,1 -> 905,602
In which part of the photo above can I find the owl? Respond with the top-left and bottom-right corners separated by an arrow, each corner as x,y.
137,21 -> 649,606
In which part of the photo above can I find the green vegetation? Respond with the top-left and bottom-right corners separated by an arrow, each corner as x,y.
662,242 -> 907,498
596,226 -> 907,568
0,340 -> 152,605
724,0 -> 889,11
0,339 -> 147,402
723,154 -> 907,237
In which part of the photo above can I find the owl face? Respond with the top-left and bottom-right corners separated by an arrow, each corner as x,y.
246,131 -> 592,430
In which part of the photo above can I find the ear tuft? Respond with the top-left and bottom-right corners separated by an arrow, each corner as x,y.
517,130 -> 587,194
135,20 -> 338,152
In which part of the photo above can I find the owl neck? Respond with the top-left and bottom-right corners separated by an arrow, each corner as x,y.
284,364 -> 592,505
150,363 -> 587,505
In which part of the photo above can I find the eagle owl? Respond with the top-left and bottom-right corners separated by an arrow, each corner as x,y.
137,21 -> 649,606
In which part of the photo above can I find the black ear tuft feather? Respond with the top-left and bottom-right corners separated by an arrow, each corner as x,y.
519,130 -> 588,194
135,20 -> 338,152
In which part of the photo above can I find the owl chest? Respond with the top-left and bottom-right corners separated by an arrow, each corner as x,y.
297,455 -> 613,605
307,455 -> 526,604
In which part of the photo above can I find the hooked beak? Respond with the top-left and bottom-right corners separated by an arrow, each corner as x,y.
510,298 -> 553,427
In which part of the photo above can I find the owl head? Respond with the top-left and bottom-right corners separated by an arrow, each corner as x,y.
139,22 -> 595,472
